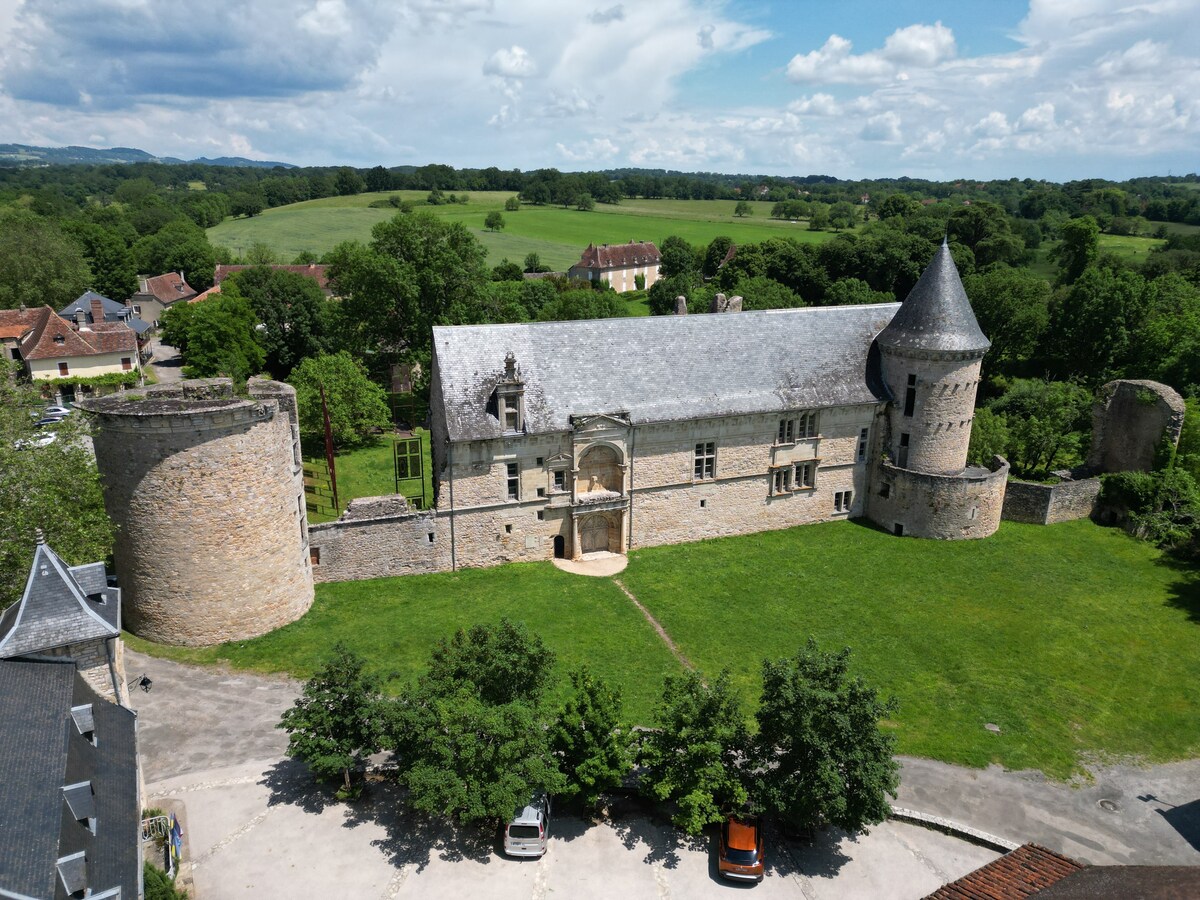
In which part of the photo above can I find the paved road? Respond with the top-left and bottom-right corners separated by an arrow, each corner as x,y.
128,651 -> 1200,899
149,339 -> 183,383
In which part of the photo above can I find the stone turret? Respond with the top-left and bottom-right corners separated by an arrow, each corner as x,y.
875,240 -> 990,476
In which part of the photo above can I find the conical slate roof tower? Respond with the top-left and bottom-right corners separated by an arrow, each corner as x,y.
876,239 -> 989,355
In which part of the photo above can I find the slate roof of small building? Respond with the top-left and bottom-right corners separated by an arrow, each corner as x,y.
0,540 -> 120,659
571,241 -> 661,271
17,305 -> 139,361
59,291 -> 151,335
433,303 -> 900,442
137,271 -> 197,305
0,658 -> 139,900
876,240 -> 990,355
214,263 -> 330,291
925,843 -> 1085,899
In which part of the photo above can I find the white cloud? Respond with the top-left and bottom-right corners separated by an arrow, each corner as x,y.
860,111 -> 901,142
588,4 -> 624,25
483,46 -> 537,79
1016,102 -> 1056,132
786,22 -> 955,85
697,24 -> 715,50
788,93 -> 839,116
556,137 -> 619,161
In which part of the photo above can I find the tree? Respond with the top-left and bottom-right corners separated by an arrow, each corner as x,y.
70,223 -> 138,301
551,667 -> 632,808
1049,264 -> 1146,384
523,252 -> 549,273
638,669 -> 749,835
989,379 -> 1094,475
229,189 -> 265,219
734,200 -> 752,218
278,644 -> 386,793
963,266 -> 1051,377
335,167 -> 366,196
176,294 -> 265,383
659,235 -> 701,280
751,640 -> 899,836
244,242 -> 278,265
823,278 -> 892,307
288,351 -> 391,446
132,220 -> 217,290
365,165 -> 393,193
0,211 -> 92,310
829,201 -> 858,232
702,236 -> 734,279
576,193 -> 596,212
504,196 -> 521,212
222,267 -> 331,379
484,211 -> 505,232
389,620 -> 567,824
0,366 -> 114,609
491,258 -> 524,282
1050,216 -> 1100,285
876,193 -> 921,220
967,408 -> 1010,466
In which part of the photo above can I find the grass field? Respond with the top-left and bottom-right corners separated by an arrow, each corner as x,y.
126,518 -> 1200,778
1031,231 -> 1168,280
207,191 -> 840,270
304,428 -> 434,523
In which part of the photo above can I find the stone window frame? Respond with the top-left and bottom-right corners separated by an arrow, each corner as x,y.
500,394 -> 523,433
834,490 -> 854,513
903,373 -> 917,417
794,460 -> 817,491
506,462 -> 520,500
798,410 -> 818,438
777,417 -> 795,444
771,466 -> 792,496
694,441 -> 716,480
857,427 -> 869,462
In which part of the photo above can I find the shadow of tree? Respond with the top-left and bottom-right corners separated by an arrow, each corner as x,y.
1157,553 -> 1200,624
604,794 -> 708,869
774,826 -> 855,881
259,757 -> 342,816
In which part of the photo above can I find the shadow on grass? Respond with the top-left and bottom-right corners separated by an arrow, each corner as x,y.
1155,553 -> 1200,624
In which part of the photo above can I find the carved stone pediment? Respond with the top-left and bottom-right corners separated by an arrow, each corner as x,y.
570,412 -> 631,433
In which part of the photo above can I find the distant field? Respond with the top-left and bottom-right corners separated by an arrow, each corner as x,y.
208,191 -> 840,270
1031,231 -> 1168,281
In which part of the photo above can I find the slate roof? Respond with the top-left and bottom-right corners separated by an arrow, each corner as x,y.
137,271 -> 197,305
925,843 -> 1085,899
571,241 -> 661,271
0,658 -> 139,900
16,305 -> 139,361
214,263 -> 330,291
1036,865 -> 1200,898
432,303 -> 899,442
59,291 -> 151,335
876,240 -> 990,355
0,540 -> 120,659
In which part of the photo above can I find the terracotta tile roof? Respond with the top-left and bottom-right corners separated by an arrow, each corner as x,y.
214,264 -> 330,291
571,241 -> 661,271
139,272 -> 197,305
18,306 -> 137,360
0,307 -> 43,340
189,285 -> 222,303
926,844 -> 1085,900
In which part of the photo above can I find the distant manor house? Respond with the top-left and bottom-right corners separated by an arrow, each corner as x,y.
567,240 -> 662,292
419,240 -> 1008,570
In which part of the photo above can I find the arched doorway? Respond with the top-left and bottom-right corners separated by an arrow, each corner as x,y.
553,535 -> 566,559
580,516 -> 612,554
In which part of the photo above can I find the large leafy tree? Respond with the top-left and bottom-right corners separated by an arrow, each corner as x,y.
751,640 -> 899,837
1048,264 -> 1146,384
173,294 -> 265,383
390,619 -> 566,824
288,351 -> 390,446
132,219 -> 217,290
278,644 -> 387,793
988,378 -> 1094,476
223,267 -> 331,379
1050,216 -> 1100,285
0,367 -> 114,608
550,667 -> 632,808
963,266 -> 1051,378
638,668 -> 749,835
0,210 -> 92,310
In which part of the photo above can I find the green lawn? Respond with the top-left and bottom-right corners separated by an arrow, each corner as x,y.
305,429 -> 434,523
1032,233 -> 1168,280
208,191 -> 839,270
125,517 -> 1200,778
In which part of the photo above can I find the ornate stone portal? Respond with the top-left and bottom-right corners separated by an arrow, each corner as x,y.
568,414 -> 631,558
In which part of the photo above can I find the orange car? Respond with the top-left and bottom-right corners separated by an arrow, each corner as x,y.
718,816 -> 765,883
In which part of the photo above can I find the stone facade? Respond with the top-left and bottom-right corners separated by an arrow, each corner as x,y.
1001,477 -> 1102,526
308,502 -> 451,582
1087,379 -> 1186,474
867,457 -> 1009,539
80,379 -> 314,646
39,638 -> 127,705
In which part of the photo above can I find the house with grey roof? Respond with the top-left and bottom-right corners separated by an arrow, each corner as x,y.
0,657 -> 139,900
0,534 -> 127,704
413,241 -> 1009,570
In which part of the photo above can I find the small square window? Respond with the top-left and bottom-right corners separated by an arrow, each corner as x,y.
536,487 -> 546,497
427,532 -> 435,543
536,457 -> 544,466
880,482 -> 891,499
505,523 -> 513,534
537,510 -> 544,520
310,547 -> 320,565
700,499 -> 707,508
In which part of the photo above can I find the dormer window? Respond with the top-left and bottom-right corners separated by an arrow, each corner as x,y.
54,333 -> 65,344
63,781 -> 96,834
494,351 -> 525,434
71,704 -> 96,745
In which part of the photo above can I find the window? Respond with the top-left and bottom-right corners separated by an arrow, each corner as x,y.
857,428 -> 869,461
879,482 -> 891,499
310,547 -> 320,565
897,432 -> 910,468
772,468 -> 792,495
537,510 -> 545,520
505,523 -> 513,534
694,442 -> 715,479
54,334 -> 65,345
552,470 -> 566,491
834,490 -> 853,513
536,457 -> 544,466
121,357 -> 132,371
58,362 -> 69,376
794,461 -> 816,489
904,373 -> 917,417
501,395 -> 522,432
536,487 -> 546,498
778,418 -> 795,443
506,462 -> 520,499
798,411 -> 818,438
427,532 -> 435,543
894,522 -> 904,536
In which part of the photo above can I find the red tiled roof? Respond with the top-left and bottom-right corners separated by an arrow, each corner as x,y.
572,241 -> 661,271
0,307 -> 43,340
214,264 -> 330,291
926,844 -> 1085,900
188,285 -> 222,303
140,272 -> 197,304
19,306 -> 137,360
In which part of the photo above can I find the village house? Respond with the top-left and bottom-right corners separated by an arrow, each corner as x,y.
128,271 -> 197,326
567,240 -> 661,292
60,291 -> 152,361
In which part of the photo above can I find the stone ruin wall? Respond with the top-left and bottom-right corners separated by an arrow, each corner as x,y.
1001,477 -> 1103,526
1087,379 -> 1186,474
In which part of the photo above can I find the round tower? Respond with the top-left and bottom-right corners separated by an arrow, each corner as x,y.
79,379 -> 314,646
875,240 -> 990,475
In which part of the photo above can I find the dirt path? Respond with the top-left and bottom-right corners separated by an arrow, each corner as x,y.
611,578 -> 694,671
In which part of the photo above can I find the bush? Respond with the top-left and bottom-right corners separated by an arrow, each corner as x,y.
144,862 -> 187,900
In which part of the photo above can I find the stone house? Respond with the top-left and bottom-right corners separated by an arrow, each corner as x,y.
427,241 -> 1006,568
567,241 -> 661,292
60,291 -> 152,361
129,271 -> 198,326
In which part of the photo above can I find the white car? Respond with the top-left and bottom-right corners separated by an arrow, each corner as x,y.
15,433 -> 56,449
43,405 -> 73,418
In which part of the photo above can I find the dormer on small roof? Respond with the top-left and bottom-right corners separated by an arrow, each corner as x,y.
0,533 -> 120,659
875,239 -> 990,356
493,352 -> 526,433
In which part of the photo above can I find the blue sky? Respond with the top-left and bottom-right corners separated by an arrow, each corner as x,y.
0,1 -> 1196,180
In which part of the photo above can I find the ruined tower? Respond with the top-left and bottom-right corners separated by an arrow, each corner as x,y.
79,378 -> 314,645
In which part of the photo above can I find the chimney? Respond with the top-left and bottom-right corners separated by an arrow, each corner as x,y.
674,296 -> 688,316
90,298 -> 106,324
75,309 -> 89,330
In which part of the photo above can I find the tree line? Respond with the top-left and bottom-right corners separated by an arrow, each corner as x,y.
278,620 -> 899,839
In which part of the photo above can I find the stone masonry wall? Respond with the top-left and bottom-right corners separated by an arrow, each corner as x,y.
82,381 -> 314,646
867,457 -> 1008,539
1001,477 -> 1102,525
1087,379 -> 1186,474
40,638 -> 124,704
308,504 -> 452,582
881,348 -> 984,476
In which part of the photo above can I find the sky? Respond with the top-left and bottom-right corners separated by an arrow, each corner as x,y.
0,0 -> 1196,181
